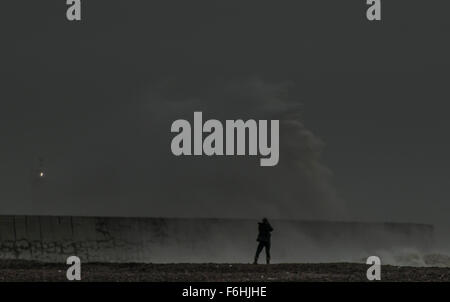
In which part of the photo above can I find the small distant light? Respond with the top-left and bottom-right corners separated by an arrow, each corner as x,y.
40,172 -> 44,177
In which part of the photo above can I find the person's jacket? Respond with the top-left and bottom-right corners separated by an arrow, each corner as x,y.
257,221 -> 273,243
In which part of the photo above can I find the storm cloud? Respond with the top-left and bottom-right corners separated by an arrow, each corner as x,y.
0,1 -> 450,243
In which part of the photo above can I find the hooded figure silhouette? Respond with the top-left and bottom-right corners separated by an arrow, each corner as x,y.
253,218 -> 273,264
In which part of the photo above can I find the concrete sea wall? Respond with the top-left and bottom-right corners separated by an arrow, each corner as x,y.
0,216 -> 434,264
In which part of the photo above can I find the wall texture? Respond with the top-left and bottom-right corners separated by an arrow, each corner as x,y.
0,216 -> 434,264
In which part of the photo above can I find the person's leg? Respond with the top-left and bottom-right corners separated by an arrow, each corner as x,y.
254,242 -> 264,264
265,242 -> 271,264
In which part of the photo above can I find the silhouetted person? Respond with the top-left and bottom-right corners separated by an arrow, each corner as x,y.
253,217 -> 273,264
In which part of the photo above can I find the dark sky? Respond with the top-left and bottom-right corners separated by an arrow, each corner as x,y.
1,1 -> 449,229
